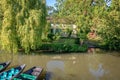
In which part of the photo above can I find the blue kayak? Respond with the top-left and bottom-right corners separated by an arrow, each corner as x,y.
0,64 -> 26,80
0,61 -> 11,72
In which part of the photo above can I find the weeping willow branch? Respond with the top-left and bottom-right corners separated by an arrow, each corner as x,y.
0,0 -> 46,53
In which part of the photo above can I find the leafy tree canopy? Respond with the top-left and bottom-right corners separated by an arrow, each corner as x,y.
0,0 -> 46,53
51,0 -> 120,50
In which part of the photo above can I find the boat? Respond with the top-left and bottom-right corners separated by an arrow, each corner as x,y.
0,61 -> 11,72
0,64 -> 26,80
13,66 -> 43,80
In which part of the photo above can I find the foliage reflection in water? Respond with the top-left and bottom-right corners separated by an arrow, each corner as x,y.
0,52 -> 120,80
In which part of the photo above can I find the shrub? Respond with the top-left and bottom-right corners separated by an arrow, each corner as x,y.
39,43 -> 52,50
39,43 -> 88,53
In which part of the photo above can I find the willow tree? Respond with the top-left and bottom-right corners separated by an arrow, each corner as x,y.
0,0 -> 18,53
0,0 -> 46,53
0,1 -> 3,33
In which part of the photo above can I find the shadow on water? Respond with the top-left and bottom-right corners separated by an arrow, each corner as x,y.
45,60 -> 64,80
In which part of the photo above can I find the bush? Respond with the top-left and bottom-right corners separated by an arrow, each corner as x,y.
39,43 -> 88,53
99,40 -> 120,51
47,33 -> 55,41
39,43 -> 52,50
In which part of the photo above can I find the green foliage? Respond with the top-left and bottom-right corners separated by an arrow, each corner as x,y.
54,0 -> 120,51
39,43 -> 88,53
47,33 -> 60,41
55,0 -> 102,40
0,0 -> 46,53
96,0 -> 120,50
47,33 -> 55,41
42,22 -> 51,40
61,38 -> 76,44
39,43 -> 52,50
0,3 -> 2,30
0,0 -> 18,53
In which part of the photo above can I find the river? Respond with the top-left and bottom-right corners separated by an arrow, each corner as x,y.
0,52 -> 120,80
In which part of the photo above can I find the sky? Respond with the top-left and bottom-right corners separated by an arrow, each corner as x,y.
46,0 -> 111,7
46,0 -> 56,7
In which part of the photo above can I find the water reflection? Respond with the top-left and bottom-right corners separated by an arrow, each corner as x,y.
46,60 -> 64,80
52,56 -> 62,60
0,53 -> 120,80
18,54 -> 24,64
89,63 -> 109,80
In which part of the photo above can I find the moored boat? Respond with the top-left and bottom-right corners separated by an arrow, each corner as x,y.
0,61 -> 11,72
0,64 -> 26,80
13,66 -> 43,80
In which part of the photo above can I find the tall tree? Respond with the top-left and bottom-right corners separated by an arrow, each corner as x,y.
0,0 -> 46,53
55,0 -> 107,39
53,0 -> 120,51
0,1 -> 3,32
96,0 -> 120,50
